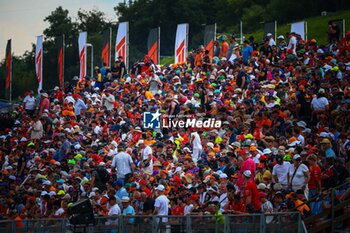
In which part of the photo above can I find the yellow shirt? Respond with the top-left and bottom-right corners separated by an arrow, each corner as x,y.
145,91 -> 154,99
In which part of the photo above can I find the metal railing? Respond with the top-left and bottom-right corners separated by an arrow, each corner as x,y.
0,212 -> 307,233
302,180 -> 350,233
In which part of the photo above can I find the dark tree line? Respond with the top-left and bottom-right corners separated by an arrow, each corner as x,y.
1,0 -> 349,99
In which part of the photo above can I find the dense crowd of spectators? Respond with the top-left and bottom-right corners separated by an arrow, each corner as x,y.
0,28 -> 350,228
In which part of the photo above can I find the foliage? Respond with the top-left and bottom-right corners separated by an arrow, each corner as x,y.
1,1 -> 350,99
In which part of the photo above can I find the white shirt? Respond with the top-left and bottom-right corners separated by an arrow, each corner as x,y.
297,134 -> 305,145
154,194 -> 169,222
112,151 -> 133,179
30,120 -> 43,139
311,97 -> 329,111
272,162 -> 291,185
269,38 -> 276,47
108,203 -> 121,216
23,95 -> 36,110
184,204 -> 194,215
287,36 -> 297,55
191,132 -> 202,150
199,192 -> 208,205
142,146 -> 153,164
93,125 -> 101,134
104,94 -> 115,111
288,163 -> 309,187
219,193 -> 228,211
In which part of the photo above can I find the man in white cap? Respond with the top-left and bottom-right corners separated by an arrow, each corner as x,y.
153,184 -> 170,225
190,130 -> 203,161
242,170 -> 261,213
266,33 -> 276,46
138,140 -> 153,174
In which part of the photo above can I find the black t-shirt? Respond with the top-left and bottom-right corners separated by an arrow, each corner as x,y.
143,198 -> 155,213
259,45 -> 272,58
297,92 -> 311,117
236,70 -> 247,89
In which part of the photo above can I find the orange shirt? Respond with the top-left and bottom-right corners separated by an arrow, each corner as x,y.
220,41 -> 229,58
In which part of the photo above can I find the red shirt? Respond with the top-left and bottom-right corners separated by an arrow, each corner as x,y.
172,205 -> 184,215
308,165 -> 321,189
40,98 -> 50,112
243,180 -> 261,211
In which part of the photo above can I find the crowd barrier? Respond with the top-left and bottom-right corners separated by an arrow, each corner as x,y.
0,212 -> 307,233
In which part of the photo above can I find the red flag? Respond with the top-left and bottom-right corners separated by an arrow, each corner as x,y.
56,35 -> 64,87
5,39 -> 11,90
147,28 -> 159,64
102,29 -> 111,66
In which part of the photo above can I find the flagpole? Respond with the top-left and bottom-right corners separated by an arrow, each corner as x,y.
62,34 -> 65,88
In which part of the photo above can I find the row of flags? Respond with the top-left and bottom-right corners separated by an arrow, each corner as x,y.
3,22 -> 217,100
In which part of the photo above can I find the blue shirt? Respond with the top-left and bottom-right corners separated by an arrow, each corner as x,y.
242,45 -> 253,63
122,205 -> 135,224
74,99 -> 87,116
116,187 -> 128,200
325,148 -> 336,158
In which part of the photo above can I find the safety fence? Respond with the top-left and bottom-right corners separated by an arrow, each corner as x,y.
0,212 -> 307,233
303,181 -> 350,233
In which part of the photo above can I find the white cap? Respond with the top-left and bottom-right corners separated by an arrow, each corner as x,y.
266,33 -> 272,37
88,192 -> 96,198
49,191 -> 57,196
277,35 -> 284,39
98,162 -> 106,167
155,184 -> 165,191
137,140 -> 145,146
293,154 -> 301,160
257,183 -> 267,190
43,180 -> 52,186
263,148 -> 272,154
243,170 -> 252,178
41,191 -> 49,196
297,121 -> 307,128
219,173 -> 228,179
183,147 -> 192,153
121,196 -> 130,202
206,142 -> 214,149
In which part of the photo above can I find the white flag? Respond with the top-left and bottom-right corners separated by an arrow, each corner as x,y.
291,21 -> 305,40
35,35 -> 43,93
175,24 -> 189,64
115,22 -> 129,69
78,32 -> 87,82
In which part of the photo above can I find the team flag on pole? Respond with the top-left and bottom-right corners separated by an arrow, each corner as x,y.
204,24 -> 216,58
5,39 -> 12,91
102,28 -> 111,67
78,32 -> 87,82
56,35 -> 64,88
35,35 -> 43,93
115,22 -> 129,69
175,23 -> 189,64
147,27 -> 160,65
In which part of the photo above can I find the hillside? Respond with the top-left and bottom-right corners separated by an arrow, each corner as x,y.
160,10 -> 350,64
245,10 -> 350,45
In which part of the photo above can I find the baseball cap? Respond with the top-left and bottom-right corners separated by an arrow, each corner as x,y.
293,154 -> 301,160
243,170 -> 251,178
257,183 -> 267,190
155,184 -> 165,191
